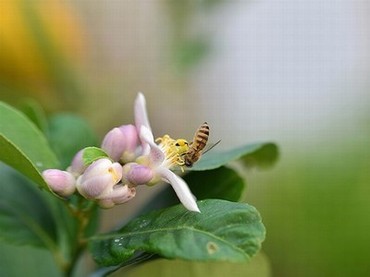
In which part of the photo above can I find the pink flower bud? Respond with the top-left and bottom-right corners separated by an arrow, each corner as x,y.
68,149 -> 86,176
97,185 -> 136,208
101,124 -> 139,162
122,163 -> 154,186
76,158 -> 122,199
42,169 -> 76,197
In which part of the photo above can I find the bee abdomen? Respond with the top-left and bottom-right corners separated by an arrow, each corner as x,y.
195,122 -> 209,150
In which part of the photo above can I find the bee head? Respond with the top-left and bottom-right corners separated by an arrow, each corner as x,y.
174,139 -> 189,155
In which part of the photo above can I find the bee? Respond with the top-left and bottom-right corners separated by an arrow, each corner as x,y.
174,122 -> 220,168
183,122 -> 218,167
183,122 -> 209,167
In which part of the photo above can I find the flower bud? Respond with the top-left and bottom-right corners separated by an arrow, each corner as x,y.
76,158 -> 122,199
68,149 -> 86,176
101,124 -> 139,162
98,185 -> 136,208
122,163 -> 153,186
42,169 -> 76,197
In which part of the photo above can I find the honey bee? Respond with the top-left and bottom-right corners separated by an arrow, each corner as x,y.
174,122 -> 220,168
181,122 -> 217,167
183,122 -> 209,167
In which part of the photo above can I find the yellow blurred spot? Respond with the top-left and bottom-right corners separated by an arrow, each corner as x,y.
0,0 -> 85,106
206,241 -> 219,255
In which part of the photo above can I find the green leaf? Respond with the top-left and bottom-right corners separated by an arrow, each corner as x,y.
111,252 -> 271,277
47,114 -> 98,169
0,243 -> 62,277
240,143 -> 279,169
82,147 -> 109,166
191,142 -> 278,171
0,164 -> 58,248
0,101 -> 59,188
19,98 -> 48,133
89,199 -> 265,266
184,166 -> 245,201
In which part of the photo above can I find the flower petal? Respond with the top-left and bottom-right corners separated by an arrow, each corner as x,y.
140,126 -> 165,165
68,150 -> 86,176
42,169 -> 76,197
76,174 -> 114,198
157,168 -> 200,213
135,92 -> 151,132
122,163 -> 154,185
135,93 -> 153,155
98,185 -> 136,208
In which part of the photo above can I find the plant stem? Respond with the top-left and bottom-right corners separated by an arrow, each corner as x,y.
62,200 -> 96,277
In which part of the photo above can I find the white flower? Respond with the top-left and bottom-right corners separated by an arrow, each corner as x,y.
133,93 -> 200,213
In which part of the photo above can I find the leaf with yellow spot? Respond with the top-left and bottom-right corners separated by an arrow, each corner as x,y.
88,199 -> 265,266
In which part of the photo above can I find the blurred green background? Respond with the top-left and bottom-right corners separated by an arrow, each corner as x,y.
1,0 -> 369,276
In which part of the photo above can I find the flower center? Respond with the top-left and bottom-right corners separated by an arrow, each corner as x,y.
156,135 -> 189,169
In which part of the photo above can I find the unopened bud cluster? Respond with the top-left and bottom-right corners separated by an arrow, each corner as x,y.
43,124 -> 147,208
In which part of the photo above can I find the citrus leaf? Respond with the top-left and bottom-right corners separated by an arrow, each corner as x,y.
111,252 -> 271,277
19,98 -> 48,133
89,199 -> 265,266
240,143 -> 279,169
47,114 -> 98,169
0,243 -> 61,277
0,165 -> 58,248
191,142 -> 278,171
82,147 -> 109,166
184,166 -> 245,201
0,101 -> 59,188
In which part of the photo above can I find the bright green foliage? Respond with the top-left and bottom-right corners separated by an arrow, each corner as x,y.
89,199 -> 265,266
0,101 -> 59,189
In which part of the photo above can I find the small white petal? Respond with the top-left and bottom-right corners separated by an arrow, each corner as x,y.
139,125 -> 154,144
135,92 -> 151,132
158,168 -> 200,213
140,126 -> 165,165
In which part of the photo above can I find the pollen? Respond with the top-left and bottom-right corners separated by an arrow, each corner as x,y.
108,167 -> 120,182
156,135 -> 188,169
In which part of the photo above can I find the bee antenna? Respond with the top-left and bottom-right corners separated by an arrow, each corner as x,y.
203,139 -> 221,154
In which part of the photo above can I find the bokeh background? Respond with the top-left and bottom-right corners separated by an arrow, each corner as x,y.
1,0 -> 369,276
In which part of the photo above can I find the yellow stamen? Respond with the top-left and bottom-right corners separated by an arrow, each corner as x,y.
156,135 -> 189,169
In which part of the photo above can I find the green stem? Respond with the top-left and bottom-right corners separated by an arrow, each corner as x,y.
62,200 -> 96,277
